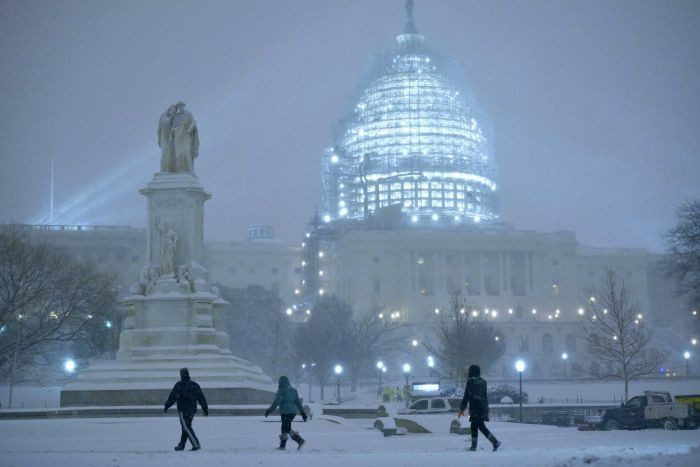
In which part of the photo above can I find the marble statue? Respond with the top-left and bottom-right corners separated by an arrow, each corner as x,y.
157,105 -> 176,172
157,101 -> 199,174
155,217 -> 177,276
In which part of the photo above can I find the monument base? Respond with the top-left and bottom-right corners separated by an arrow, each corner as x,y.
60,386 -> 273,407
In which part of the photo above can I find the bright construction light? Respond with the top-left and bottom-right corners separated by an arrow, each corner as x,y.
63,359 -> 77,373
684,351 -> 691,360
334,364 -> 343,375
382,366 -> 387,373
692,338 -> 697,346
578,308 -> 584,315
323,214 -> 331,223
301,363 -> 306,369
318,289 -> 324,295
331,154 -> 339,163
508,308 -> 513,315
104,320 -> 113,329
318,251 -> 324,258
431,213 -> 438,221
411,215 -> 418,223
377,361 -> 384,369
532,309 -> 537,315
412,339 -> 418,347
427,356 -> 435,368
402,363 -> 411,374
589,296 -> 596,303
561,353 -> 568,360
434,308 -> 440,314
286,308 -> 293,316
515,360 -> 526,373
491,310 -> 498,318
305,309 -> 311,315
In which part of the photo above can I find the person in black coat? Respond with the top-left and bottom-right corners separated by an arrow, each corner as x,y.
459,364 -> 500,451
164,368 -> 208,451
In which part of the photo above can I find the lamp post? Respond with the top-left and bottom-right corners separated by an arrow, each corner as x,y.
561,352 -> 568,378
334,364 -> 343,403
515,360 -> 526,423
376,361 -> 385,395
427,355 -> 435,378
684,351 -> 691,376
402,363 -> 411,407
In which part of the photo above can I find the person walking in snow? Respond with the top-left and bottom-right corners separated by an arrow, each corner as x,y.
164,368 -> 208,451
459,364 -> 501,452
265,375 -> 308,450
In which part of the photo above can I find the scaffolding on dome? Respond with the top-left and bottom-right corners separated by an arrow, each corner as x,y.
321,2 -> 498,226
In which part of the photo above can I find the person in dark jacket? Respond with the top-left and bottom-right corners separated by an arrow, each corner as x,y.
164,368 -> 208,451
459,364 -> 500,452
264,375 -> 308,450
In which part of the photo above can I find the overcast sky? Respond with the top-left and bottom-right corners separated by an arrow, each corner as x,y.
1,0 -> 698,252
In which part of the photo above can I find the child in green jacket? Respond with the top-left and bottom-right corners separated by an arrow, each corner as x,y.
265,375 -> 308,450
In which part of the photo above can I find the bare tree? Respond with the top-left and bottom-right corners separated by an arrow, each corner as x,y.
664,200 -> 700,311
293,295 -> 352,400
217,284 -> 293,378
0,226 -> 119,405
342,304 -> 403,392
579,269 -> 667,402
424,289 -> 504,384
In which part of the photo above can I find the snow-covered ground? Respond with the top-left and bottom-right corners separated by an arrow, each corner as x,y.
1,414 -> 698,467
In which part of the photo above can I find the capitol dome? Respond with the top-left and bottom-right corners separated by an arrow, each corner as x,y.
321,1 -> 498,225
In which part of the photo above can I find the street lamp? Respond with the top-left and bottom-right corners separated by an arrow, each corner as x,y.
63,359 -> 77,374
376,361 -> 385,395
684,351 -> 691,376
334,364 -> 343,403
515,359 -> 526,423
561,352 -> 568,378
427,355 -> 435,378
402,363 -> 412,407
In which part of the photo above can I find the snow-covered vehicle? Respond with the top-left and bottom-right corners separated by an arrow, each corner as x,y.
601,391 -> 697,431
397,397 -> 454,415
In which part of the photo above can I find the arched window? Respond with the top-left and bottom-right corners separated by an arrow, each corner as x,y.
542,333 -> 553,353
565,333 -> 577,353
518,335 -> 529,352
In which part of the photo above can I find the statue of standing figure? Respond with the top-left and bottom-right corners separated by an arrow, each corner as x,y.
157,102 -> 199,174
155,217 -> 177,277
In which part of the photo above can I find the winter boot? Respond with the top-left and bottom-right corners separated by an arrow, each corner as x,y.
468,436 -> 478,451
174,445 -> 185,451
277,433 -> 288,450
487,433 -> 501,451
290,431 -> 305,450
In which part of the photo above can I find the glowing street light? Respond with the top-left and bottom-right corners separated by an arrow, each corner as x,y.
402,363 -> 412,407
561,352 -> 568,378
63,359 -> 77,374
515,360 -> 526,423
376,361 -> 385,395
684,351 -> 691,377
334,364 -> 343,403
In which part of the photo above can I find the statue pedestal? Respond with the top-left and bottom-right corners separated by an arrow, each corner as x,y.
60,172 -> 275,407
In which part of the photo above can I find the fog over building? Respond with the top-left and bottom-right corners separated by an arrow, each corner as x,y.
4,2 -> 693,380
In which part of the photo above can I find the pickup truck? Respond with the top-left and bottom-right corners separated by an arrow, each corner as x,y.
601,391 -> 697,431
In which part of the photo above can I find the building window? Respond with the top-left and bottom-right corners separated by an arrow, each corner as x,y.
551,282 -> 560,296
542,333 -> 553,353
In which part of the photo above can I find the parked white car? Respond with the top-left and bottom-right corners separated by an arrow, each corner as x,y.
397,397 -> 454,415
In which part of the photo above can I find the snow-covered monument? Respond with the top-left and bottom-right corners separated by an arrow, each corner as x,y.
60,103 -> 274,406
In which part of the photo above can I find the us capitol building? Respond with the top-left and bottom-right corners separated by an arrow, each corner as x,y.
9,3 -> 690,380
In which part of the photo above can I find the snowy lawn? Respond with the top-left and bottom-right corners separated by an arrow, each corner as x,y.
1,414 -> 698,467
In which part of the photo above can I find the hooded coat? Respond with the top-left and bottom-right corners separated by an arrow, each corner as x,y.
267,376 -> 306,416
164,368 -> 208,415
459,365 -> 489,422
